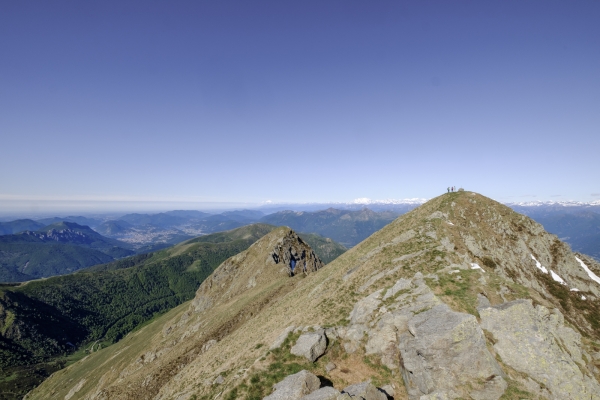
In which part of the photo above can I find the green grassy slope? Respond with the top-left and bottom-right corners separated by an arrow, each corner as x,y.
0,223 -> 276,399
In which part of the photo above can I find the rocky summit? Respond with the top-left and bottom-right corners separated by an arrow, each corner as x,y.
26,192 -> 600,400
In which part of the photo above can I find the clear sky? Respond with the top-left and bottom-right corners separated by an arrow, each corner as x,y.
1,1 -> 599,214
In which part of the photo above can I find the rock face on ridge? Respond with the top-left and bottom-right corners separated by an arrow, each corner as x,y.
270,229 -> 324,276
192,227 -> 323,313
26,192 -> 600,400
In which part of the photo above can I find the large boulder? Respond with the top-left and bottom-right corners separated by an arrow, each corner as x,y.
264,370 -> 321,400
398,304 -> 505,400
291,330 -> 327,362
341,381 -> 387,400
300,386 -> 341,400
480,299 -> 600,399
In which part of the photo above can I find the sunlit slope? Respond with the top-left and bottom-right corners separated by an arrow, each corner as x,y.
28,192 -> 600,400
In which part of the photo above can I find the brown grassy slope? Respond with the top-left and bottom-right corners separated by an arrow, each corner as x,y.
26,192 -> 600,400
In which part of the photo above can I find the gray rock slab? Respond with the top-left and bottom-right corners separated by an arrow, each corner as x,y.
383,278 -> 411,300
480,299 -> 600,400
300,386 -> 341,400
379,384 -> 394,398
291,330 -> 327,362
264,370 -> 321,400
342,381 -> 387,400
476,293 -> 491,310
399,304 -> 504,400
348,290 -> 383,325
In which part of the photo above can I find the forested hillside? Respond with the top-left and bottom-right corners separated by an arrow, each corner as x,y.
0,222 -> 133,282
0,224 -> 276,399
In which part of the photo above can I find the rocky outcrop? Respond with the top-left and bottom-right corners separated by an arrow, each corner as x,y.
268,374 -> 388,400
341,381 -> 387,400
192,228 -> 324,313
334,273 -> 505,399
480,299 -> 600,399
399,304 -> 504,400
264,370 -> 321,400
291,330 -> 327,362
270,229 -> 324,276
300,386 -> 341,400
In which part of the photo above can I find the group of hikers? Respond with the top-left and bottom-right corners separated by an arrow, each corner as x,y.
447,186 -> 456,193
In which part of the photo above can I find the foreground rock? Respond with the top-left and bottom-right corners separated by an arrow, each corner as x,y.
342,381 -> 387,400
300,386 -> 341,400
480,299 -> 600,399
291,330 -> 327,362
264,370 -> 321,400
399,303 -> 504,400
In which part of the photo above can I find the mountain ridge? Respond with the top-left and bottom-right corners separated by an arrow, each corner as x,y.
26,191 -> 600,399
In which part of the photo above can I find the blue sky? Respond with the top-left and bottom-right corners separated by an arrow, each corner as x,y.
1,1 -> 599,214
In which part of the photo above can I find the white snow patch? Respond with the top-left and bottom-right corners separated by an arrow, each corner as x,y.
575,256 -> 600,285
471,263 -> 485,272
582,295 -> 587,300
550,270 -> 566,285
530,254 -> 548,274
448,270 -> 461,274
570,288 -> 580,292
446,221 -> 454,226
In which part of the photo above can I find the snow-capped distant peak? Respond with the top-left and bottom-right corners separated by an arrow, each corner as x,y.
506,200 -> 600,207
352,197 -> 428,205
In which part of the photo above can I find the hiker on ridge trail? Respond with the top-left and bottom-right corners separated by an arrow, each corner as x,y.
447,187 -> 450,193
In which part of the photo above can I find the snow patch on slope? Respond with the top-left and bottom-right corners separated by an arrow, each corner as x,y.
471,263 -> 485,272
575,256 -> 600,285
530,254 -> 548,274
550,270 -> 566,285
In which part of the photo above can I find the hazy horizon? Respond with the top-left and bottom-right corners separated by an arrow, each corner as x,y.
2,193 -> 600,221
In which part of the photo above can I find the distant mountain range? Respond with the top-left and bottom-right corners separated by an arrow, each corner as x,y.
0,222 -> 133,282
93,209 -> 268,252
260,208 -> 400,248
1,201 -> 598,284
